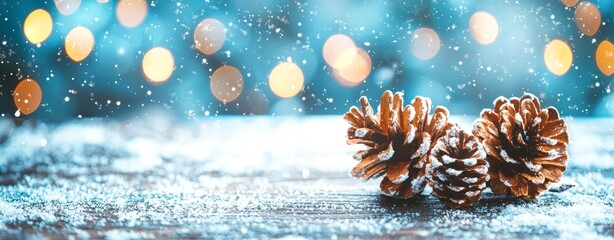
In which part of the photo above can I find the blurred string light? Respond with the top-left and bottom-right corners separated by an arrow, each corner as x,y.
544,39 -> 573,76
194,18 -> 226,55
210,66 -> 243,103
469,12 -> 499,45
54,0 -> 81,16
322,34 -> 371,87
142,47 -> 174,84
23,9 -> 53,44
65,26 -> 95,62
13,78 -> 42,116
116,0 -> 148,28
574,2 -> 601,36
596,40 -> 614,76
269,62 -> 304,98
410,27 -> 440,60
8,0 -> 614,118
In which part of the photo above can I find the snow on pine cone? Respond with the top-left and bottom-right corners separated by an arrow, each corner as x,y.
344,91 -> 454,199
473,93 -> 569,199
426,127 -> 489,208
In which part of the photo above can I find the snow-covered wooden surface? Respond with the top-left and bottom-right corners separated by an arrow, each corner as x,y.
0,116 -> 612,239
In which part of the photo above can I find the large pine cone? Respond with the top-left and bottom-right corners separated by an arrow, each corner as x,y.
427,127 -> 489,208
473,93 -> 569,199
344,91 -> 454,198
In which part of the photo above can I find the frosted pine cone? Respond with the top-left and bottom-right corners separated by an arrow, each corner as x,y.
344,91 -> 454,199
473,93 -> 569,199
427,127 -> 489,208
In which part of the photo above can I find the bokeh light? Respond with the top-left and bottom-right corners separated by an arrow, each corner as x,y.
142,47 -> 175,84
596,40 -> 614,76
411,27 -> 440,60
65,26 -> 95,62
544,39 -> 573,76
323,34 -> 357,69
269,62 -> 304,98
23,9 -> 53,44
574,2 -> 601,36
210,66 -> 243,103
561,0 -> 579,7
97,0 -> 109,3
13,78 -> 42,115
469,11 -> 499,45
116,0 -> 148,28
54,0 -> 81,16
194,18 -> 226,55
333,47 -> 372,87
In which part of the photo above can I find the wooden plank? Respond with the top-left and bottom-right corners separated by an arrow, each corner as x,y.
0,117 -> 612,239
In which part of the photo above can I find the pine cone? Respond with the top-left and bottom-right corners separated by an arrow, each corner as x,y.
473,93 -> 569,199
427,127 -> 489,208
344,91 -> 454,198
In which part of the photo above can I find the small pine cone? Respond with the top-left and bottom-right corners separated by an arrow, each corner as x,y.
344,91 -> 454,199
473,93 -> 569,199
427,127 -> 489,208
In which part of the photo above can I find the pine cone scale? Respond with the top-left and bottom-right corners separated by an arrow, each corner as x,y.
362,162 -> 387,180
473,93 -> 569,199
427,128 -> 489,208
386,160 -> 412,183
345,91 -> 453,199
511,178 -> 529,196
379,91 -> 393,136
541,167 -> 564,181
347,127 -> 388,145
542,119 -> 566,137
344,108 -> 364,128
351,155 -> 383,177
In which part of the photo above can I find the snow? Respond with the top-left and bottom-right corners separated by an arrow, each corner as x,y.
446,168 -> 463,176
0,116 -> 612,239
500,150 -> 520,164
378,147 -> 394,161
462,158 -> 477,166
391,171 -> 409,184
410,135 -> 431,159
442,155 -> 456,164
355,128 -> 367,137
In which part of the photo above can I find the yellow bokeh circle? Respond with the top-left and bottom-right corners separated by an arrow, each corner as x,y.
116,0 -> 148,28
469,11 -> 499,45
269,62 -> 304,98
544,39 -> 573,76
323,34 -> 357,69
596,40 -> 614,76
142,47 -> 175,84
23,9 -> 53,44
333,47 -> 372,87
65,26 -> 95,62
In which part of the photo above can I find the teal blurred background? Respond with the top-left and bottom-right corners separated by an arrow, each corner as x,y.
1,0 -> 613,121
